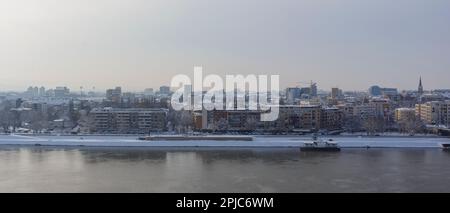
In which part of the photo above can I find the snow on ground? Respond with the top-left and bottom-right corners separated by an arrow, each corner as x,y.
0,134 -> 449,148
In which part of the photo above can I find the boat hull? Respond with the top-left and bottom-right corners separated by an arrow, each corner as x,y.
138,135 -> 254,141
440,143 -> 450,151
300,147 -> 341,152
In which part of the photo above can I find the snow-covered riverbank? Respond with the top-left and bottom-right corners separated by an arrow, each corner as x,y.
0,134 -> 449,148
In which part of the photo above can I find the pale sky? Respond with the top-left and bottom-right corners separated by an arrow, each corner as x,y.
1,0 -> 449,92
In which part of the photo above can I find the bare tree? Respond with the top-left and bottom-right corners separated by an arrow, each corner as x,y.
215,118 -> 229,132
274,113 -> 292,134
344,116 -> 361,133
398,114 -> 425,136
0,109 -> 13,133
171,110 -> 193,134
68,100 -> 80,124
29,111 -> 48,133
245,117 -> 258,132
78,110 -> 96,134
364,116 -> 385,136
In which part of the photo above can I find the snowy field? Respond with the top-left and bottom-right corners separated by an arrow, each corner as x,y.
0,134 -> 449,148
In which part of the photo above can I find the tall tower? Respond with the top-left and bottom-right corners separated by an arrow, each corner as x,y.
418,77 -> 424,95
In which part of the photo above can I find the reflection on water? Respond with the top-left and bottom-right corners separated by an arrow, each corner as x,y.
0,146 -> 449,192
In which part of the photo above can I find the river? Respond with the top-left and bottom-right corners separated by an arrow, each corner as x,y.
1,146 -> 449,192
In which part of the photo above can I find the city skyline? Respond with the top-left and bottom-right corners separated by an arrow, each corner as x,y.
1,0 -> 450,91
0,76 -> 442,94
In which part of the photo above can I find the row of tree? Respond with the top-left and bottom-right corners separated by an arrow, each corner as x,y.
0,100 -> 79,133
345,115 -> 426,136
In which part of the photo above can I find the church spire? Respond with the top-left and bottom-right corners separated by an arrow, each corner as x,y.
418,76 -> 424,95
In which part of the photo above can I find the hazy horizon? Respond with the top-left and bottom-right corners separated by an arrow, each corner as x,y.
1,0 -> 449,92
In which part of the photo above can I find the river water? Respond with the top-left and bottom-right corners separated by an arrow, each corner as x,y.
0,146 -> 449,192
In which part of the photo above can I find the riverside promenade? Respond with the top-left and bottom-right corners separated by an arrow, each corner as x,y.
0,134 -> 448,148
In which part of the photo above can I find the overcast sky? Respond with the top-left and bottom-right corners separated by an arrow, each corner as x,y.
1,0 -> 449,92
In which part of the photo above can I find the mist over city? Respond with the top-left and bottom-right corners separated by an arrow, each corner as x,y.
1,0 -> 450,91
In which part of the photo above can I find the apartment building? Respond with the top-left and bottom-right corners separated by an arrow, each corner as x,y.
416,101 -> 450,126
321,107 -> 344,130
395,108 -> 416,123
90,107 -> 167,133
194,104 -> 344,132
